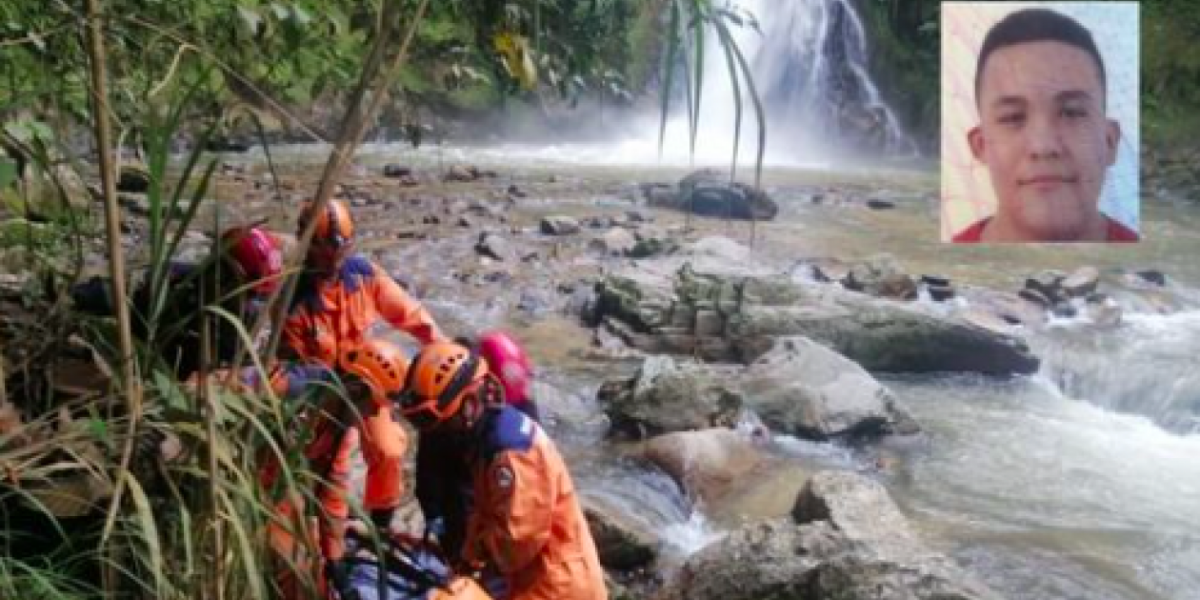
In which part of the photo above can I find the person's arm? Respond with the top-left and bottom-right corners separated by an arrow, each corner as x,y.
368,263 -> 445,344
463,448 -> 555,575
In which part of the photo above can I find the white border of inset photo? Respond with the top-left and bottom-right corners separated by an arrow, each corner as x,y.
941,1 -> 1140,243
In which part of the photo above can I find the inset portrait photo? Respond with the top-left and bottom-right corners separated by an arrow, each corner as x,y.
941,2 -> 1140,243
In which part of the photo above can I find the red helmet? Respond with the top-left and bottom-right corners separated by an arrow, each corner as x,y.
221,226 -> 283,294
478,331 -> 533,406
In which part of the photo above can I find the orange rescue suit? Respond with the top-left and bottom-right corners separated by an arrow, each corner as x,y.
463,406 -> 607,600
283,255 -> 444,365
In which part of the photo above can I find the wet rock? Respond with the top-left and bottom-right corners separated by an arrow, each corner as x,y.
583,499 -> 658,571
628,235 -> 678,259
672,170 -> 779,220
444,164 -> 477,182
593,249 -> 1040,375
1018,288 -> 1052,308
641,428 -> 764,504
582,216 -> 615,229
1085,293 -> 1123,327
475,232 -> 515,262
1051,302 -> 1077,319
540,216 -> 581,236
598,355 -> 741,438
1132,269 -> 1167,287
1025,270 -> 1066,303
117,164 -> 151,193
804,258 -> 851,284
741,337 -> 917,440
625,209 -> 651,223
589,227 -> 637,256
659,471 -> 1000,600
844,254 -> 917,300
638,182 -> 676,207
382,163 -> 411,178
1061,266 -> 1100,298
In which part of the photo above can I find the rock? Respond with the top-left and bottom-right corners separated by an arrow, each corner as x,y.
1061,266 -> 1100,298
456,216 -> 473,228
506,184 -> 526,198
1132,269 -> 1167,287
625,210 -> 651,223
517,289 -> 553,316
1025,270 -> 1066,303
598,355 -> 741,438
117,164 -> 151,193
398,174 -> 420,187
118,193 -> 185,218
659,515 -> 1000,600
639,182 -> 676,207
628,236 -> 678,259
589,228 -> 637,256
421,214 -> 440,225
844,254 -> 917,300
475,232 -> 515,262
674,170 -> 779,220
740,337 -> 917,439
642,428 -> 764,504
540,216 -> 581,236
444,164 -> 477,182
382,163 -> 411,178
582,216 -> 614,229
1085,294 -> 1122,327
1051,302 -> 1077,319
1018,288 -> 1052,308
807,258 -> 852,283
582,499 -> 658,571
866,198 -> 896,210
926,284 -> 956,301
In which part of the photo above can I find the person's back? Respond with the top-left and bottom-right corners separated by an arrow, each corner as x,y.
466,405 -> 605,600
400,342 -> 606,600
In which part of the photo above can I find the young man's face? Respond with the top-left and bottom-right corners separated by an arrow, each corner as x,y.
969,40 -> 1120,241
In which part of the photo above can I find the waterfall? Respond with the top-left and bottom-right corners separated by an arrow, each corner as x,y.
667,0 -> 916,165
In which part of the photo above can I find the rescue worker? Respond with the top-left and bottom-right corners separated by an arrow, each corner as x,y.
264,338 -> 410,598
278,199 -> 446,536
416,330 -> 540,559
71,225 -> 284,379
282,198 -> 445,364
399,341 -> 607,600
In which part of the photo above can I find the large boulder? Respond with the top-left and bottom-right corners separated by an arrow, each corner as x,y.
591,237 -> 1038,375
640,428 -> 765,504
657,471 -> 1002,600
582,498 -> 658,571
649,170 -> 779,221
741,337 -> 918,439
598,356 -> 741,438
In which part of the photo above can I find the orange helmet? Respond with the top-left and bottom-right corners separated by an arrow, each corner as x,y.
298,199 -> 354,248
399,341 -> 489,431
339,339 -> 410,404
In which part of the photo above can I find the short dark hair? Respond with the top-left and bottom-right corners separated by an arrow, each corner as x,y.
975,8 -> 1106,106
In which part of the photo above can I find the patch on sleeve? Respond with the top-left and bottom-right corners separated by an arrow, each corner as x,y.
493,465 -> 515,492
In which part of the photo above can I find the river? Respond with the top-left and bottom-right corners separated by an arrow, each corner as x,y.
241,140 -> 1200,599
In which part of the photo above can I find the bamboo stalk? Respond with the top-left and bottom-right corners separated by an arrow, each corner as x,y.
200,309 -> 224,600
227,0 -> 431,377
82,0 -> 143,595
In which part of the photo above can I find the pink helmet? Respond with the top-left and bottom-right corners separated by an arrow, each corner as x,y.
222,226 -> 283,295
478,330 -> 533,406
